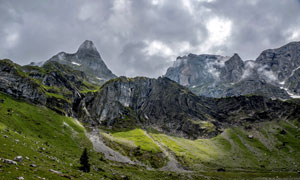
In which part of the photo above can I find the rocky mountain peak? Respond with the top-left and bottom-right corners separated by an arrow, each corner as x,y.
226,53 -> 243,65
219,53 -> 245,83
76,40 -> 101,58
47,40 -> 116,83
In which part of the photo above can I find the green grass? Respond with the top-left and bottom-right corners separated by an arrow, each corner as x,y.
150,122 -> 300,171
104,129 -> 161,153
150,132 -> 224,168
45,92 -> 71,103
101,129 -> 167,168
0,92 -> 94,179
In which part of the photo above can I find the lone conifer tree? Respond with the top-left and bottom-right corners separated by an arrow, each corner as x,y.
79,148 -> 90,172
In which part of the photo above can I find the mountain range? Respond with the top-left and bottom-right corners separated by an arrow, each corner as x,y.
165,41 -> 300,99
0,40 -> 300,179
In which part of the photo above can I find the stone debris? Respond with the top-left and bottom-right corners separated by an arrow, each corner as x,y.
30,164 -> 37,168
17,177 -> 24,180
49,169 -> 62,174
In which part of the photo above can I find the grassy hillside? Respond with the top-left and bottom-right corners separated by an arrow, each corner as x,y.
99,124 -> 300,179
1,92 -> 300,179
150,121 -> 300,171
0,92 -> 200,180
102,129 -> 168,168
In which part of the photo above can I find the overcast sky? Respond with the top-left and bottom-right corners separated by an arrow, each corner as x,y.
1,0 -> 300,77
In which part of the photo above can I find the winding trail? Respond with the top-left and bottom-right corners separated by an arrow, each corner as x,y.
143,131 -> 189,172
86,129 -> 135,164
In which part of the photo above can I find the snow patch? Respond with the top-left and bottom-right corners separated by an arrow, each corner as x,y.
289,66 -> 300,78
280,87 -> 300,99
71,62 -> 81,66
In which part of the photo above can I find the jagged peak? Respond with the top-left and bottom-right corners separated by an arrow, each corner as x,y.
76,40 -> 100,58
226,53 -> 243,63
78,40 -> 97,51
231,53 -> 241,59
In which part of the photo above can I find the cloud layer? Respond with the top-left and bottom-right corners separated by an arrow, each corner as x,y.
0,0 -> 300,77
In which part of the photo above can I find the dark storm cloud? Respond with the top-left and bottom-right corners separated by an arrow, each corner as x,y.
0,0 -> 300,77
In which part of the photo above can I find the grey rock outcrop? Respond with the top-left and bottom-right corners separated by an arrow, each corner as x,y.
165,54 -> 230,87
0,60 -> 47,104
285,68 -> 300,94
0,59 -> 94,116
256,41 -> 300,82
220,53 -> 245,83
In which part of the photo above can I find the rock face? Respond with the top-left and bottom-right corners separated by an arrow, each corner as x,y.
78,76 -> 300,139
220,53 -> 245,83
0,60 -> 47,104
256,41 -> 300,82
0,59 -> 95,116
165,41 -> 300,99
285,68 -> 300,95
165,54 -> 230,87
79,76 -> 219,138
48,40 -> 116,84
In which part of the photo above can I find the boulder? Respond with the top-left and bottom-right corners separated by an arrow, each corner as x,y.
14,156 -> 23,162
248,135 -> 254,139
3,159 -> 17,165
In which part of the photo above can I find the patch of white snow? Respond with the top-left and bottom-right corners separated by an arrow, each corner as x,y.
71,62 -> 81,66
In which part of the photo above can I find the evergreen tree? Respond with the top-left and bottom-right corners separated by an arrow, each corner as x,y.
79,148 -> 90,172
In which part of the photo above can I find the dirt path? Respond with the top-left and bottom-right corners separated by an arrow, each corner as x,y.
143,131 -> 189,172
86,129 -> 135,164
221,130 -> 236,153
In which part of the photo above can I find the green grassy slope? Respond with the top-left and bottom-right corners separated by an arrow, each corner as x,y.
150,122 -> 300,171
101,129 -> 168,168
0,92 -> 201,180
100,124 -> 300,179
